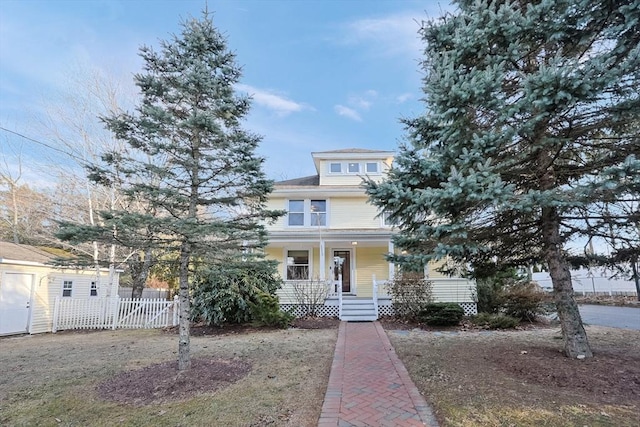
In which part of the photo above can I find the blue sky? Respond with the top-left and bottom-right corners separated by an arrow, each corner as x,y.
0,0 -> 453,182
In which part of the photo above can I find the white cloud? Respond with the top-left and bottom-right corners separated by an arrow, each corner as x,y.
334,105 -> 362,122
236,84 -> 309,117
342,12 -> 424,57
396,93 -> 413,103
348,89 -> 378,110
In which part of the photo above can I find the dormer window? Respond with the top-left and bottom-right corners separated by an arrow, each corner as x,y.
330,163 -> 342,173
348,162 -> 360,173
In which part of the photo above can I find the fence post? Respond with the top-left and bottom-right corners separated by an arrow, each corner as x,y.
111,296 -> 120,330
173,295 -> 179,326
52,296 -> 60,333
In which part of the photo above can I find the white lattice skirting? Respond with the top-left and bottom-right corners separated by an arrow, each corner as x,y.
281,301 -> 477,318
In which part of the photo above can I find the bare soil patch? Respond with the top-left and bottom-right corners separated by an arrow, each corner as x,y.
386,325 -> 640,426
472,335 -> 639,406
96,357 -> 251,406
292,316 -> 341,329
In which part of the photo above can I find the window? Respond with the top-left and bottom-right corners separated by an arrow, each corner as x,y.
287,199 -> 327,227
90,281 -> 98,297
330,163 -> 342,173
288,200 -> 304,226
366,162 -> 378,173
62,280 -> 73,297
286,250 -> 309,279
310,200 -> 326,226
348,162 -> 360,173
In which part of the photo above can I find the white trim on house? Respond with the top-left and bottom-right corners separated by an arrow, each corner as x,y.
282,246 -> 314,280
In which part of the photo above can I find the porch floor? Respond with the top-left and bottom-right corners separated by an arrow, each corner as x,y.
318,321 -> 439,426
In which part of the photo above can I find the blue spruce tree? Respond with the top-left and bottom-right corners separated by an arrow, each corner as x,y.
366,0 -> 639,358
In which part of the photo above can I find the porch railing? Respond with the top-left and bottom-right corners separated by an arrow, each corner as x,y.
372,274 -> 379,318
338,279 -> 343,319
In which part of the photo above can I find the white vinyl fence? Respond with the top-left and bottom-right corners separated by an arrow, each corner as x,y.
53,296 -> 179,332
117,287 -> 172,299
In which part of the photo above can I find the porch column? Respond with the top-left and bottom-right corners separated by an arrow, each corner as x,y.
388,240 -> 395,281
319,240 -> 326,280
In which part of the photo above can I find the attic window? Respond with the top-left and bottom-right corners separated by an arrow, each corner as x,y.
330,163 -> 342,173
348,162 -> 360,173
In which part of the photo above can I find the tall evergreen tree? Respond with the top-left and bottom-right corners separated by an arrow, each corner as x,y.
93,11 -> 280,370
366,0 -> 639,358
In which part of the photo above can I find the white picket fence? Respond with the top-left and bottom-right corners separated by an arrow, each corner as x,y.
52,296 -> 179,332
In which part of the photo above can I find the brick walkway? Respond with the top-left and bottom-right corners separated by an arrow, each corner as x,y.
318,321 -> 439,427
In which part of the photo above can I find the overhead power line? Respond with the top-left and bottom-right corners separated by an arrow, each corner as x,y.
0,126 -> 89,165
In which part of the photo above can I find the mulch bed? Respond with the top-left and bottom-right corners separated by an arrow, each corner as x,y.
477,340 -> 640,406
96,358 -> 251,406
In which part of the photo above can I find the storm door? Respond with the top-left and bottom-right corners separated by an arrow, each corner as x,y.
332,250 -> 352,293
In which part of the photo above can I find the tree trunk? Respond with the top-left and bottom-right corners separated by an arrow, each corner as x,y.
542,207 -> 593,358
178,240 -> 191,371
631,257 -> 640,302
10,182 -> 19,244
129,249 -> 152,299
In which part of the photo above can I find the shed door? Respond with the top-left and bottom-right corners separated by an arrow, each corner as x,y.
0,273 -> 33,335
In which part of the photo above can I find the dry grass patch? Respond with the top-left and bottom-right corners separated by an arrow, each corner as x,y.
386,325 -> 640,427
0,326 -> 337,426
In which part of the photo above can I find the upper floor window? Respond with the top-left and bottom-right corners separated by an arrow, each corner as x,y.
287,199 -> 327,227
366,162 -> 378,173
310,200 -> 326,226
90,281 -> 98,297
288,200 -> 305,226
330,163 -> 342,173
62,280 -> 73,297
348,162 -> 360,173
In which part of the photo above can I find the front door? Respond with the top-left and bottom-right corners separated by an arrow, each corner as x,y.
0,272 -> 33,335
333,250 -> 352,293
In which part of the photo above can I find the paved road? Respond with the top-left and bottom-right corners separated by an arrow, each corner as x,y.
578,304 -> 640,330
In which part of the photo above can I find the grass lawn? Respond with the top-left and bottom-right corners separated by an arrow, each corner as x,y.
0,327 -> 337,426
386,325 -> 640,427
3,321 -> 638,426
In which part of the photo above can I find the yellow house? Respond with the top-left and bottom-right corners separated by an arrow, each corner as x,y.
0,242 -> 119,335
264,149 -> 476,320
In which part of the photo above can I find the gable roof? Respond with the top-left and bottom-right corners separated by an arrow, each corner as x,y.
0,241 -> 70,264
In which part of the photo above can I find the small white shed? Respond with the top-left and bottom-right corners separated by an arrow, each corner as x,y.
0,242 -> 120,335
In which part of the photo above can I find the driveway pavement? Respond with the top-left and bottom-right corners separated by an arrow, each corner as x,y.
578,304 -> 640,330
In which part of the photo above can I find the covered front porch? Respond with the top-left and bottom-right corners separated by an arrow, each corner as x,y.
266,231 -> 477,320
265,230 -> 394,320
